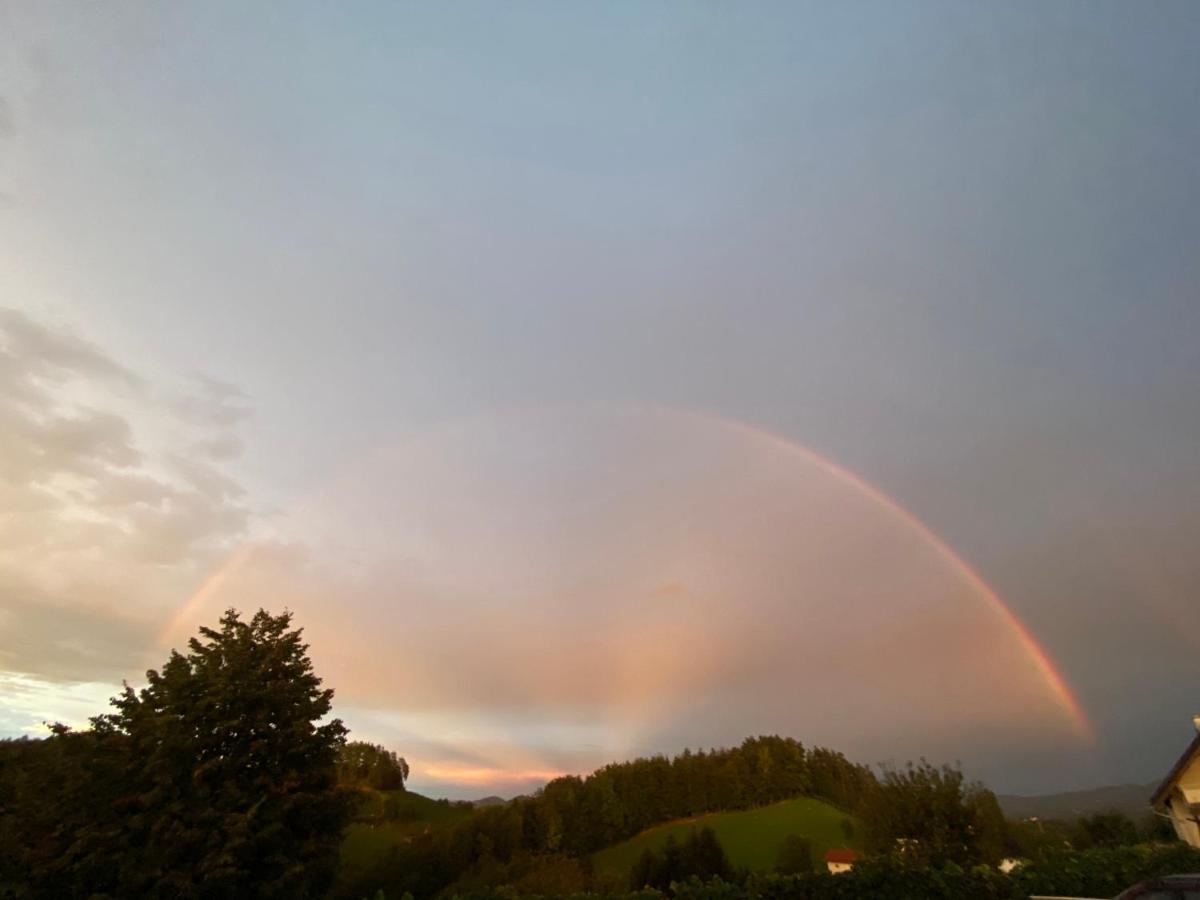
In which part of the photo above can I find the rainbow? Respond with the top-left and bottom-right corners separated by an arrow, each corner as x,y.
160,403 -> 1093,742
158,544 -> 257,646
658,405 -> 1093,742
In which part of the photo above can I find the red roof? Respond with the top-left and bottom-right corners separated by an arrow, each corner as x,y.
824,849 -> 862,864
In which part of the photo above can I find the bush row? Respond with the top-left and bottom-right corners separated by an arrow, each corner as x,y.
438,842 -> 1200,900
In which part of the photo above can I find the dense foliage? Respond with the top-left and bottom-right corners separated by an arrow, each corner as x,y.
339,741 -> 411,791
441,842 -> 1200,900
0,725 -> 132,897
1002,807 -> 1168,860
861,759 -> 1007,865
630,828 -> 735,890
1071,810 -> 1142,849
0,609 -> 351,899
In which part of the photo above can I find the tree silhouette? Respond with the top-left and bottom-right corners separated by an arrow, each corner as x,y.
92,608 -> 352,897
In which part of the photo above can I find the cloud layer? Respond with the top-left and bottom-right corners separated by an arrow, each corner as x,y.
161,406 -> 1089,796
0,308 -> 250,691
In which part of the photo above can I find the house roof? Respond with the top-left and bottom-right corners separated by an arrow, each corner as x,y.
824,849 -> 862,864
1151,733 -> 1200,808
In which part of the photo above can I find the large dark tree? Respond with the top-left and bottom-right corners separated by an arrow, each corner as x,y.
90,608 -> 352,898
0,609 -> 351,899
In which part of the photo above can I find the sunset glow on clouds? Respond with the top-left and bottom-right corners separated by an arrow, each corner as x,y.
0,309 -> 1097,795
153,405 -> 1093,796
0,309 -> 252,685
420,767 -> 569,789
0,296 -> 1193,798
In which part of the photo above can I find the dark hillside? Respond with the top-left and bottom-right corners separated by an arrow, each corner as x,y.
997,782 -> 1157,821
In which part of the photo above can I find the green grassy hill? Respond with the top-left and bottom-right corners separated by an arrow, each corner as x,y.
592,797 -> 859,877
336,790 -> 474,894
349,788 -> 474,830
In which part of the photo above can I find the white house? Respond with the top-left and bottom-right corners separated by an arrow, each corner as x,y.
823,848 -> 861,874
1150,715 -> 1200,849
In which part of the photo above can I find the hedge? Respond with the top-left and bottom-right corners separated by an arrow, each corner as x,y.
442,842 -> 1200,900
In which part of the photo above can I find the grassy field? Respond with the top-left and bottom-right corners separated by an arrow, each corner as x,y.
591,797 -> 859,877
349,788 -> 475,829
337,790 -> 475,890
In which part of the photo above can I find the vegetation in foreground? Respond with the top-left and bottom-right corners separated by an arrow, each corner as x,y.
0,609 -> 351,898
439,843 -> 1200,900
335,791 -> 475,899
0,607 -> 1189,900
332,735 -> 881,897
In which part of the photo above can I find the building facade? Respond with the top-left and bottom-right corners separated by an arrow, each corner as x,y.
1150,717 -> 1200,849
823,848 -> 861,874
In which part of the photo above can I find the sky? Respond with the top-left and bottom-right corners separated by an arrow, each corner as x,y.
1,1 -> 1198,799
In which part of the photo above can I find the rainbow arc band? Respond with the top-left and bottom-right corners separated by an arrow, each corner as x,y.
160,404 -> 1093,743
664,407 -> 1093,743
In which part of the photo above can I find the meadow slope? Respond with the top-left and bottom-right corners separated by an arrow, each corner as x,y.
591,797 -> 859,877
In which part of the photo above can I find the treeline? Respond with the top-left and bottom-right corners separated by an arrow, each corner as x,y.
346,758 -> 1172,898
338,741 -> 410,792
341,737 -> 876,897
350,752 -> 1081,897
446,737 -> 872,861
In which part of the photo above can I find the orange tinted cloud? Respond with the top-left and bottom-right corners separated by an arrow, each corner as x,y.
163,405 -> 1093,794
420,764 -> 568,786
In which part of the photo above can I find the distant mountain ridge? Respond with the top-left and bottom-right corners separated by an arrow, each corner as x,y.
473,795 -> 508,808
997,782 -> 1158,821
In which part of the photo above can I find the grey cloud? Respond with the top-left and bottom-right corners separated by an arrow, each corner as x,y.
170,455 -> 247,502
0,309 -> 254,698
175,374 -> 250,428
0,398 -> 140,487
124,492 -> 249,565
0,307 -> 139,391
89,471 -> 183,509
39,408 -> 141,470
0,97 -> 14,139
192,432 -> 244,461
0,575 -> 156,684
